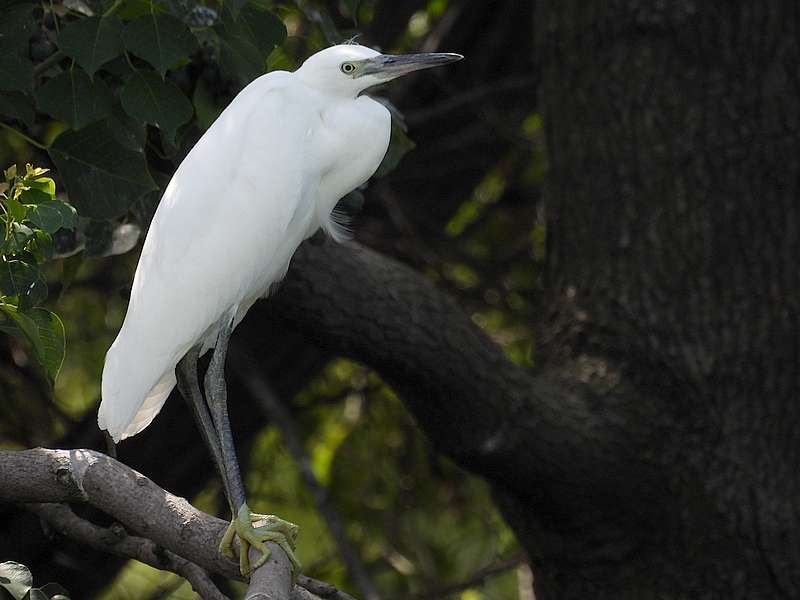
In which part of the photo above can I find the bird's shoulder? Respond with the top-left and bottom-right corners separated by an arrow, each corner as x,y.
239,71 -> 317,109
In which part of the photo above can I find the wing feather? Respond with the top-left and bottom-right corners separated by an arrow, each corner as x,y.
99,73 -> 319,441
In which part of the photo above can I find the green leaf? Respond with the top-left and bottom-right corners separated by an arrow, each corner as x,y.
28,229 -> 53,262
192,76 -> 222,130
122,13 -> 198,76
0,52 -> 33,93
58,16 -> 124,78
217,5 -> 286,84
108,108 -> 147,151
0,4 -> 36,50
37,68 -> 113,130
48,120 -> 157,219
19,276 -> 46,310
3,222 -> 33,253
225,0 -> 248,20
0,260 -> 36,297
0,92 -> 34,127
17,188 -> 50,205
24,178 -> 56,198
0,562 -> 32,600
4,193 -> 27,221
120,70 -> 193,144
117,0 -> 167,21
26,201 -> 77,234
0,259 -> 46,308
0,305 -> 65,382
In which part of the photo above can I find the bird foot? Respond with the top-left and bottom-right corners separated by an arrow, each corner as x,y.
219,503 -> 301,579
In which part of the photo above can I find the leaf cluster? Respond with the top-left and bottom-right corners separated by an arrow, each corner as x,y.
0,164 -> 73,382
0,561 -> 70,600
1,0 -> 287,221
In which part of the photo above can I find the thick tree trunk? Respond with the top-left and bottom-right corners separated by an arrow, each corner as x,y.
531,1 -> 800,597
6,3 -> 797,599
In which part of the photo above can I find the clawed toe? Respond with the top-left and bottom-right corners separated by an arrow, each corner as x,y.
218,503 -> 301,579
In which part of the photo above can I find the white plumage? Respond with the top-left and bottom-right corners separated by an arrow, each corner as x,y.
99,45 -> 393,441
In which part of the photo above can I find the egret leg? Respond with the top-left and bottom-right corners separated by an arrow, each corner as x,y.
176,348 -> 233,511
202,307 -> 301,578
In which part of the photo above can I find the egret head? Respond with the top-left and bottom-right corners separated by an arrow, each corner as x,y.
296,44 -> 463,97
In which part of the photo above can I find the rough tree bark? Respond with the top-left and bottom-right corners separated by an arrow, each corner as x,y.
268,1 -> 800,596
530,1 -> 799,598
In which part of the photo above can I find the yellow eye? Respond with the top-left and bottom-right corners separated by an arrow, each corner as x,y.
340,62 -> 356,75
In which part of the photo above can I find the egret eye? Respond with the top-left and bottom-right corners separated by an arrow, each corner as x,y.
340,62 -> 356,75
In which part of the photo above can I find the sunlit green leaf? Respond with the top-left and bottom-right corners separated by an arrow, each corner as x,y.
122,13 -> 198,76
58,16 -> 124,78
0,305 -> 66,381
4,193 -> 27,221
48,121 -> 157,219
24,177 -> 56,197
37,68 -> 113,130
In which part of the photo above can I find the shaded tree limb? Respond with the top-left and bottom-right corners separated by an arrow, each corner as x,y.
231,349 -> 382,600
0,448 -> 348,600
270,241 -> 661,499
264,240 -> 674,597
27,503 -> 228,600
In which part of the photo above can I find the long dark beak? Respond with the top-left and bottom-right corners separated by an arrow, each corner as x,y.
361,52 -> 464,79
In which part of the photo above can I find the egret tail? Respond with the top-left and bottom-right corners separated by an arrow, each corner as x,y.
98,342 -> 178,442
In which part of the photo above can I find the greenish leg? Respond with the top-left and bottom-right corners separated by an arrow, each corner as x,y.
183,307 -> 301,578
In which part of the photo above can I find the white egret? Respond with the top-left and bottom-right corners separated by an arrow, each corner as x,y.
98,44 -> 462,577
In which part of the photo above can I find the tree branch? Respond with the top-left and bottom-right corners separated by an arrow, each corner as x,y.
267,240 -> 660,501
28,503 -> 227,600
0,448 -> 351,600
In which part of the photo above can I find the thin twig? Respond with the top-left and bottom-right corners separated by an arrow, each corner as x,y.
297,575 -> 359,600
102,0 -> 125,17
231,348 -> 381,600
0,122 -> 47,150
399,555 -> 526,600
33,49 -> 65,76
28,503 -> 229,600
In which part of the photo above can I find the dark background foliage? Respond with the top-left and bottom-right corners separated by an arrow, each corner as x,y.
1,0 -> 535,598
3,1 -> 798,599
